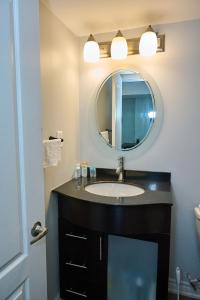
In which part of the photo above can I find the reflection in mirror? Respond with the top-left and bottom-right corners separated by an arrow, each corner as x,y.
97,70 -> 156,151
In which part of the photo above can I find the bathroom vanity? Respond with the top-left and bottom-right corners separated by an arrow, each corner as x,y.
54,169 -> 172,300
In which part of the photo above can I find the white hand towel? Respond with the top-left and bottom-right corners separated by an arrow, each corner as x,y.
101,130 -> 109,143
43,139 -> 62,168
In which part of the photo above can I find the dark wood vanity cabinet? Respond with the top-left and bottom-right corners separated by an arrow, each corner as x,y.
58,197 -> 171,300
59,218 -> 107,300
56,171 -> 172,300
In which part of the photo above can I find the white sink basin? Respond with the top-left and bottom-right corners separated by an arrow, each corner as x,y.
85,182 -> 145,198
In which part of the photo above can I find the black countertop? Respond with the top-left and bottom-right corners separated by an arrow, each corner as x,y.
54,168 -> 172,206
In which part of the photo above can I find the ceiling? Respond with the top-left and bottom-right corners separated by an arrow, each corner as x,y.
42,0 -> 200,36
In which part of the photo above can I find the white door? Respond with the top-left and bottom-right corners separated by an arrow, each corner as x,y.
0,1 -> 47,299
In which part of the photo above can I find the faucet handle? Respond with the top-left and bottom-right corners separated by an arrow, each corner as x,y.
116,166 -> 120,174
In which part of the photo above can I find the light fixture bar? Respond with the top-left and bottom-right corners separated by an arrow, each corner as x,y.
99,34 -> 165,58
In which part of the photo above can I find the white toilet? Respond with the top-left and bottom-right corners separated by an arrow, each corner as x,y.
194,205 -> 200,238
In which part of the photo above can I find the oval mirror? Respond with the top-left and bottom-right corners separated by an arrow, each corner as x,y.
96,70 -> 156,151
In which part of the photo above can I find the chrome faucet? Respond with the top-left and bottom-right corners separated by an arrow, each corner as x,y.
116,156 -> 124,181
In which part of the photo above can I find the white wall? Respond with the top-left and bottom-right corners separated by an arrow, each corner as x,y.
97,78 -> 112,131
79,19 -> 200,292
40,3 -> 79,300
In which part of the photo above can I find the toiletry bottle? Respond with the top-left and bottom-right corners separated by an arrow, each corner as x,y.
74,163 -> 81,179
90,166 -> 96,178
81,161 -> 88,177
89,166 -> 93,178
92,166 -> 96,178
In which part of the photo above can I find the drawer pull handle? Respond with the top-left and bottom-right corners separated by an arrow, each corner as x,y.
99,236 -> 102,261
66,289 -> 87,298
65,233 -> 87,240
66,261 -> 87,269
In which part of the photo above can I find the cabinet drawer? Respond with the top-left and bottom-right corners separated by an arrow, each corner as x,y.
59,220 -> 88,256
59,218 -> 107,298
60,239 -> 105,280
60,219 -> 91,240
60,277 -> 105,300
63,260 -> 88,278
59,219 -> 106,271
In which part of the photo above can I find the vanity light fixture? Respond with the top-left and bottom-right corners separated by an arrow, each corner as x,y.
83,28 -> 165,62
139,25 -> 158,57
111,30 -> 128,60
83,34 -> 100,63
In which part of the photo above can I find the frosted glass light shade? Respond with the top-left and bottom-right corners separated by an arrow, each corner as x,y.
139,26 -> 158,57
83,35 -> 100,63
111,31 -> 128,60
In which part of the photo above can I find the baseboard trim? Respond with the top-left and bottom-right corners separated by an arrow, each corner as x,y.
169,278 -> 200,299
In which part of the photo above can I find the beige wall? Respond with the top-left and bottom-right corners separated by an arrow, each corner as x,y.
79,19 -> 200,297
40,3 -> 79,299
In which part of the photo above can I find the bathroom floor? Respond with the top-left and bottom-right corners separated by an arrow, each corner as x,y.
168,293 -> 193,300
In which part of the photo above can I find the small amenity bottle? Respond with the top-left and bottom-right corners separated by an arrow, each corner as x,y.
90,166 -> 96,178
81,161 -> 88,177
74,163 -> 81,179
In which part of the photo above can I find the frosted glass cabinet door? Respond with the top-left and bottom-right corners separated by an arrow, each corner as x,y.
108,235 -> 158,300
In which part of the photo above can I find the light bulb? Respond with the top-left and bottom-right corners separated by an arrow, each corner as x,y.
139,25 -> 158,57
148,111 -> 156,119
111,30 -> 128,60
83,34 -> 100,63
